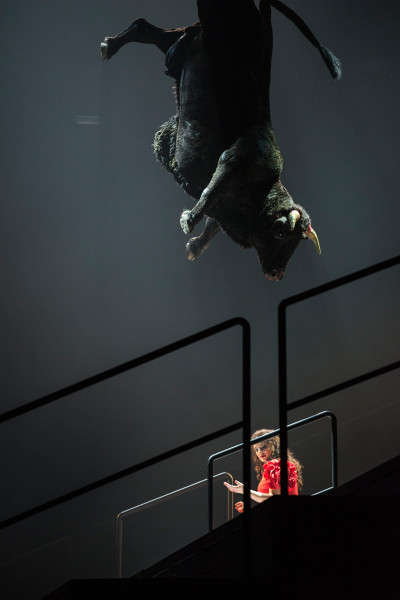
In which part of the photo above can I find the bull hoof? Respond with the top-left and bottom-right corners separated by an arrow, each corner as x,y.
186,239 -> 201,261
186,243 -> 196,261
100,37 -> 118,61
180,210 -> 194,234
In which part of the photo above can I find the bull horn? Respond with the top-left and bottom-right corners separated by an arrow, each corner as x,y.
305,227 -> 321,254
288,209 -> 301,230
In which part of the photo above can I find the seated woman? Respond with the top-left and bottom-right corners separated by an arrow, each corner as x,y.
224,429 -> 303,513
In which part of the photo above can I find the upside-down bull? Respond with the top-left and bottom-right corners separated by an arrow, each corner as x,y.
101,0 -> 341,280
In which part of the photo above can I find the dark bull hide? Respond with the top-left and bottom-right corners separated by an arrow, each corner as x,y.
101,0 -> 341,280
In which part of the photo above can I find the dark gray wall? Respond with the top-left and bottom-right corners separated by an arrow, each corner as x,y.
1,1 -> 399,596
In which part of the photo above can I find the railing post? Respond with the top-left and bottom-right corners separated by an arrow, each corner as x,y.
242,319 -> 252,577
278,301 -> 288,497
331,413 -> 338,488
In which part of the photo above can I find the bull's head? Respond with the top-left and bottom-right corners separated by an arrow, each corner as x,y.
252,181 -> 320,281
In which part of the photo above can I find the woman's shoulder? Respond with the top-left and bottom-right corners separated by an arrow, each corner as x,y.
262,458 -> 281,473
263,458 -> 298,491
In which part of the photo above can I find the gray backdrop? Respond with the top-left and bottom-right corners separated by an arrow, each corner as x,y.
1,0 -> 399,596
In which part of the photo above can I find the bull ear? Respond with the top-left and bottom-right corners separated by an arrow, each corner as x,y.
305,227 -> 321,254
288,209 -> 301,230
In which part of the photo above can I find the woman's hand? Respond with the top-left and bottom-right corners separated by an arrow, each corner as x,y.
223,480 -> 244,494
235,501 -> 244,513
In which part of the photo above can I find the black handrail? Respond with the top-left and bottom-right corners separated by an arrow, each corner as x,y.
278,255 -> 400,495
288,361 -> 400,412
0,422 -> 240,530
207,410 -> 338,530
0,316 -> 252,564
0,317 -> 247,425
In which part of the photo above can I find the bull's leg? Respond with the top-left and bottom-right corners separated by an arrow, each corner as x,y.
180,186 -> 217,235
180,144 -> 247,235
101,18 -> 185,61
180,126 -> 275,236
186,218 -> 221,261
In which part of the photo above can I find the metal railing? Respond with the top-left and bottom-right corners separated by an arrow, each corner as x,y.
278,255 -> 400,495
0,316 -> 253,575
0,317 -> 250,529
116,472 -> 234,578
1,254 -> 398,578
207,410 -> 337,530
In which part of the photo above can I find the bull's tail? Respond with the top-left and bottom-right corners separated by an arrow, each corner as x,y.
262,0 -> 342,79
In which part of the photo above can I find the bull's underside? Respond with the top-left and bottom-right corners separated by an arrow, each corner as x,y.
101,1 -> 341,280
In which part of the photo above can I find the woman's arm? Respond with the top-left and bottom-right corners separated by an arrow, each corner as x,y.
223,480 -> 278,503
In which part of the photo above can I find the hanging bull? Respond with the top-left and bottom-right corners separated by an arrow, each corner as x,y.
101,0 -> 341,280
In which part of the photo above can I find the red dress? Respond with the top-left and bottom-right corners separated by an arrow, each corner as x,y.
258,459 -> 299,495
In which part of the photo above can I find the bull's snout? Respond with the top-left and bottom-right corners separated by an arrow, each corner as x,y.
265,268 -> 284,281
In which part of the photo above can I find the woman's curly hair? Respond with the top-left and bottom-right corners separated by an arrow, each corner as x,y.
250,429 -> 303,489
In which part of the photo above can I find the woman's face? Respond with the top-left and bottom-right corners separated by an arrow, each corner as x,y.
254,442 -> 272,463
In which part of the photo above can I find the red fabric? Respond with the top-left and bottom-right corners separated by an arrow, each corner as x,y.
257,459 -> 298,495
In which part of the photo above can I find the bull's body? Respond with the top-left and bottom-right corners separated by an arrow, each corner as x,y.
101,0 -> 341,280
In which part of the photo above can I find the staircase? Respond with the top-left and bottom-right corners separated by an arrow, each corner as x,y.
43,455 -> 399,596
